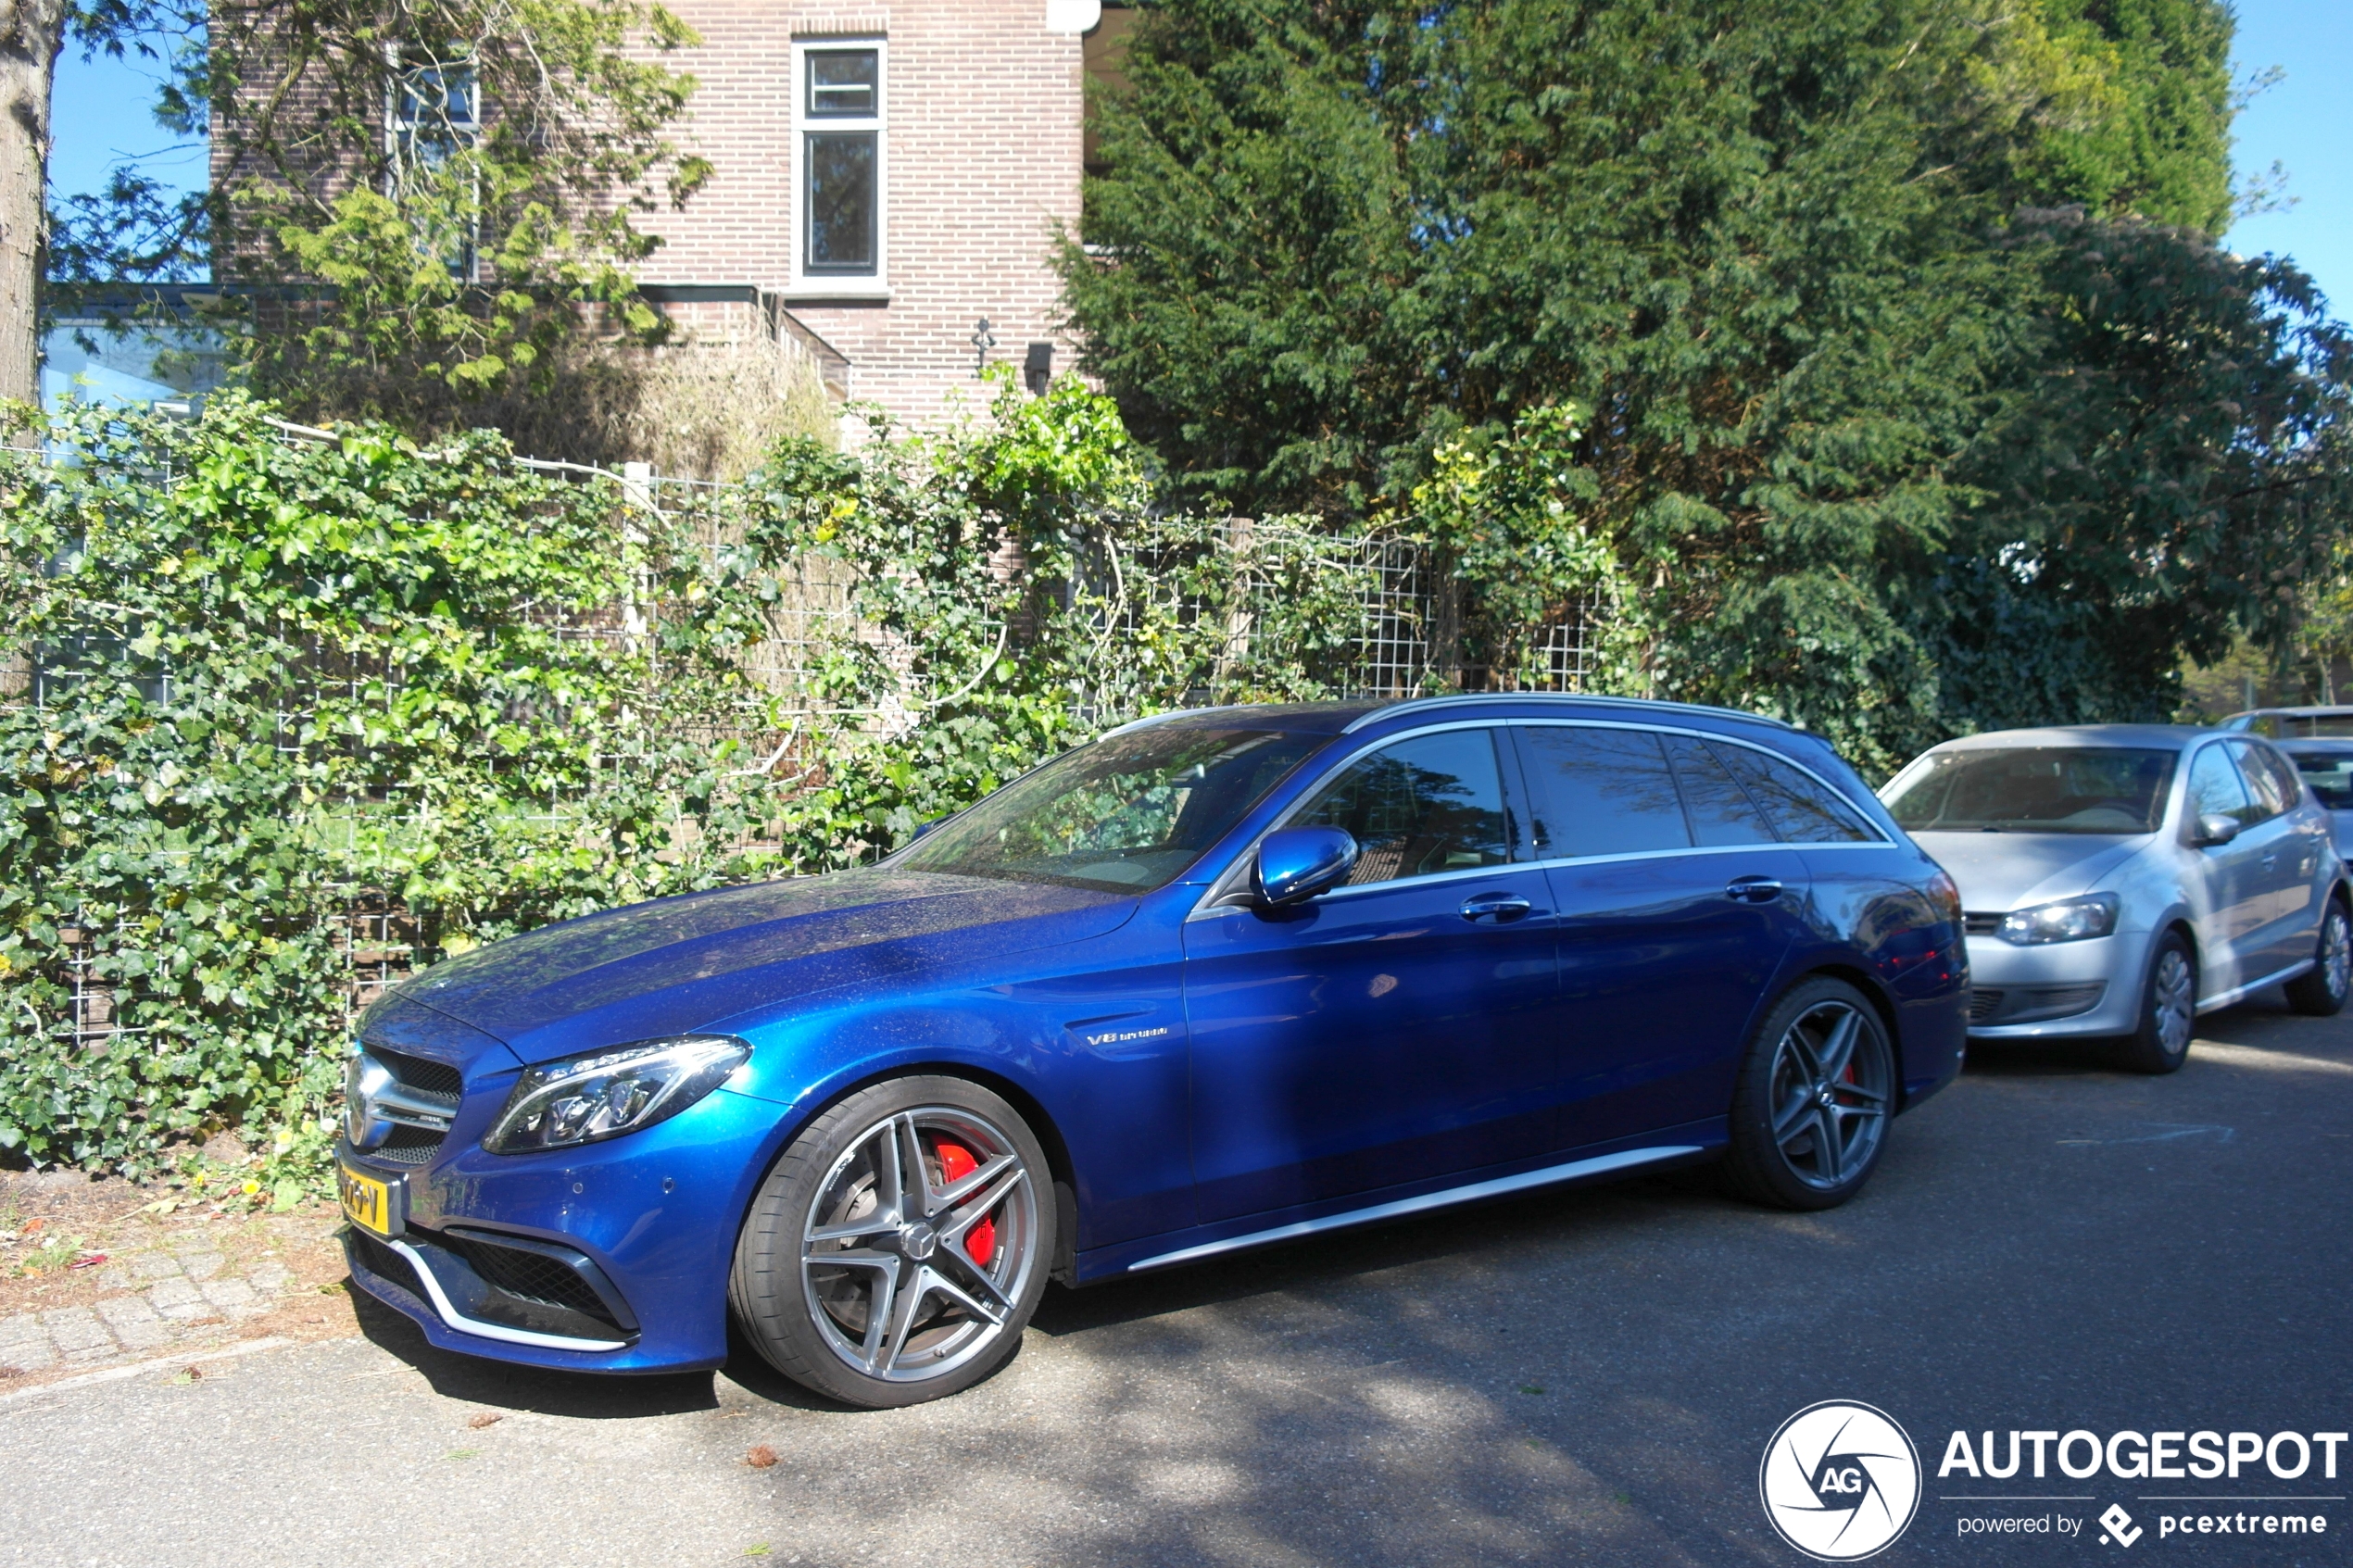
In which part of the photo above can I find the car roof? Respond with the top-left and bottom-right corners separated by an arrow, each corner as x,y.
1101,693 -> 1800,742
1928,724 -> 2227,753
2225,706 -> 2353,720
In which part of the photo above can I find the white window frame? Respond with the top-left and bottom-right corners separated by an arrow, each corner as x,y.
787,37 -> 887,298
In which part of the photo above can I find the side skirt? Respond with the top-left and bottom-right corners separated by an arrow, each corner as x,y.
1090,1130 -> 1721,1281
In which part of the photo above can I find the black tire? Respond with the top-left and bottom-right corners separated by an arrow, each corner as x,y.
2115,929 -> 2196,1073
2284,897 -> 2352,1018
1723,977 -> 1896,1211
730,1074 -> 1055,1409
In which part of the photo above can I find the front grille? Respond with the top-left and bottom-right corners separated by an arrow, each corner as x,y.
369,1125 -> 443,1165
349,1046 -> 463,1169
1970,981 -> 2106,1026
443,1232 -> 617,1325
1964,912 -> 2003,936
373,1047 -> 463,1100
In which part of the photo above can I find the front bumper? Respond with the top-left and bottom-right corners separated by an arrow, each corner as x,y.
1963,929 -> 2150,1040
336,1085 -> 786,1374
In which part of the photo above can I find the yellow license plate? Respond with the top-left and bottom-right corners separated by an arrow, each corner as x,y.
337,1162 -> 395,1236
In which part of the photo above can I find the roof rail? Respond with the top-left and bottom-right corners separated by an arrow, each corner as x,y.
1340,692 -> 1797,734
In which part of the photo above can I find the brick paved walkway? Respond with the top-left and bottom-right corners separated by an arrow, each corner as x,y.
0,1227 -> 314,1375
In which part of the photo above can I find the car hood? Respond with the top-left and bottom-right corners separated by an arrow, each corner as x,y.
1910,832 -> 2149,912
371,870 -> 1139,1066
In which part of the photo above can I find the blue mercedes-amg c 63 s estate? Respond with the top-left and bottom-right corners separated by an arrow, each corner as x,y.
335,695 -> 1968,1406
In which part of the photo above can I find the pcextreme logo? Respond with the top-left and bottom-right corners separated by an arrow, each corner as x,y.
1761,1400 -> 1925,1562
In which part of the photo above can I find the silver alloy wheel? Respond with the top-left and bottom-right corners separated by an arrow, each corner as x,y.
800,1107 -> 1039,1384
2322,908 -> 2352,1004
1767,999 -> 1890,1191
2151,944 -> 2196,1058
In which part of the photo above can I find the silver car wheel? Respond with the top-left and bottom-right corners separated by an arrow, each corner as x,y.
2322,907 -> 2352,1003
799,1107 -> 1040,1385
2151,945 -> 2195,1057
1767,1000 -> 1890,1191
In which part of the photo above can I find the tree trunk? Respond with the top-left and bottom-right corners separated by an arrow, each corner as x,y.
0,0 -> 67,410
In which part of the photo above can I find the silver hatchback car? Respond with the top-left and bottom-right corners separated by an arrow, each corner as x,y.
1879,725 -> 2352,1072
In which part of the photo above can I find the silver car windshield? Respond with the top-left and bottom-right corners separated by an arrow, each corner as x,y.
2284,747 -> 2353,810
1884,747 -> 2177,834
893,727 -> 1323,892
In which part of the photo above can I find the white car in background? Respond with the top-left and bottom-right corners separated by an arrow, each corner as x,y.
1880,725 -> 2351,1073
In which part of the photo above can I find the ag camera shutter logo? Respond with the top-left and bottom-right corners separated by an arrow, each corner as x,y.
1760,1400 -> 1923,1561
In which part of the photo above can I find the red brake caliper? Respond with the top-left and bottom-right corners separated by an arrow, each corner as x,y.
934,1140 -> 996,1267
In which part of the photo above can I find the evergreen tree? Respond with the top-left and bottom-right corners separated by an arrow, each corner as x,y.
1058,0 -> 2352,770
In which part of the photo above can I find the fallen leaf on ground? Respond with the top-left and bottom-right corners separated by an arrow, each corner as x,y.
447,1449 -> 481,1461
68,1252 -> 107,1270
468,1412 -> 502,1429
745,1445 -> 778,1469
745,1547 -> 771,1558
171,1366 -> 204,1385
0,1365 -> 22,1379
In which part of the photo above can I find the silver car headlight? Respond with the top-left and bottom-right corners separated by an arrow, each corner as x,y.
1995,894 -> 2120,946
484,1035 -> 751,1154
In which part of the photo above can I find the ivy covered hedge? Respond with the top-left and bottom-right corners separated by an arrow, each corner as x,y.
2,381 -> 1567,1173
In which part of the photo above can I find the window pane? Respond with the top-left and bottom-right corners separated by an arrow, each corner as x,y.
1664,735 -> 1776,847
896,727 -> 1320,892
2227,741 -> 2289,822
2184,745 -> 2252,824
808,50 -> 878,117
1517,726 -> 1691,858
2286,746 -> 2353,810
1882,746 -> 2175,834
1711,743 -> 1876,843
805,132 -> 876,272
1293,730 -> 1510,885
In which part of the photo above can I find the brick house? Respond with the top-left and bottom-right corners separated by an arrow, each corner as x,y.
635,0 -> 1135,424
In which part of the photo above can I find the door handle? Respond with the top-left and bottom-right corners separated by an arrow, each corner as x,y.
1460,892 -> 1535,924
2260,852 -> 2280,872
1726,876 -> 1783,904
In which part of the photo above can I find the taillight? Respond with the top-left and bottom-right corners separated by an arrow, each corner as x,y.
1927,870 -> 1962,926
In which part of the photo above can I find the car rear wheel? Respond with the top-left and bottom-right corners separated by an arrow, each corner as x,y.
1723,978 -> 1894,1210
2284,899 -> 2352,1018
2115,930 -> 2196,1073
731,1075 -> 1053,1409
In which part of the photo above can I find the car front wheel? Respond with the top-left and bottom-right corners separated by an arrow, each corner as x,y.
2116,929 -> 2196,1073
2284,899 -> 2352,1018
731,1075 -> 1053,1408
1723,977 -> 1895,1210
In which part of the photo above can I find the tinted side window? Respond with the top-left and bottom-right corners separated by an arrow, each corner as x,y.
2184,745 -> 2253,825
1664,735 -> 1778,846
1293,729 -> 1511,885
1516,726 -> 1692,859
1711,742 -> 1878,843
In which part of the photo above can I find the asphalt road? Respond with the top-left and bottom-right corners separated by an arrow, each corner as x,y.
5,997 -> 2348,1568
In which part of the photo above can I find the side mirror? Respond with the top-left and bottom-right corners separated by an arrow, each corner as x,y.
2193,812 -> 2242,848
1255,826 -> 1358,908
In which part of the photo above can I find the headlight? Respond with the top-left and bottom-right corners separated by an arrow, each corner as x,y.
1995,894 -> 2120,946
484,1035 -> 751,1154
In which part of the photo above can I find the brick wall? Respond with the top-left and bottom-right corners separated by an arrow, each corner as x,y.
638,0 -> 1086,425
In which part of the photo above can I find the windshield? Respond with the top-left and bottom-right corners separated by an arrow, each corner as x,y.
2285,747 -> 2353,810
892,726 -> 1325,892
1883,746 -> 2177,834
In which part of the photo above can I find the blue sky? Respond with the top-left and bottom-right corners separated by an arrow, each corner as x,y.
44,1 -> 2353,310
